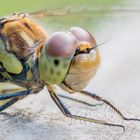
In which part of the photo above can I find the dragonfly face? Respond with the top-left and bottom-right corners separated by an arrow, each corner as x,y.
60,27 -> 100,91
38,27 -> 100,87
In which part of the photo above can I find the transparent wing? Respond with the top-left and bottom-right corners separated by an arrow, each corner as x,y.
29,5 -> 140,34
29,7 -> 103,33
30,6 -> 140,18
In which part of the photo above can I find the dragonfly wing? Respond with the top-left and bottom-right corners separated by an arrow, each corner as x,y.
30,6 -> 140,18
30,9 -> 71,18
30,7 -> 98,18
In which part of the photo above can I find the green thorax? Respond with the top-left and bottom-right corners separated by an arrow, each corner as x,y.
0,39 -> 23,74
0,39 -> 36,83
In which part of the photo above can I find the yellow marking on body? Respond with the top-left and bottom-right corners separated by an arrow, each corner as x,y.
26,70 -> 33,80
19,32 -> 34,47
79,43 -> 91,51
0,40 -> 23,74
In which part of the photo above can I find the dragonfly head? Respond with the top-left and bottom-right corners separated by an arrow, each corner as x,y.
60,27 -> 100,91
38,32 -> 76,84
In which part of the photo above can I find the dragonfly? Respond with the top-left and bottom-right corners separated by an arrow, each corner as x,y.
0,9 -> 140,131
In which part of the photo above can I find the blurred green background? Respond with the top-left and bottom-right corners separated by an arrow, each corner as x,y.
0,0 -> 119,16
0,0 -> 122,32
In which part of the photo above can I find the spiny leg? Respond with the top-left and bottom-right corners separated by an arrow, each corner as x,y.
58,94 -> 104,107
80,90 -> 140,122
47,85 -> 125,131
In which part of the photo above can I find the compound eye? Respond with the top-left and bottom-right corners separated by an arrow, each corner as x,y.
70,27 -> 96,47
45,32 -> 76,57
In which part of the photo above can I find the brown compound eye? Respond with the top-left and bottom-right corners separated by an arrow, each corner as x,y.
45,32 -> 76,57
69,27 -> 96,47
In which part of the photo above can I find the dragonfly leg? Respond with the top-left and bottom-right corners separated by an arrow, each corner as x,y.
80,90 -> 140,122
58,94 -> 104,107
0,89 -> 32,100
47,85 -> 125,131
0,88 -> 32,112
0,98 -> 18,112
